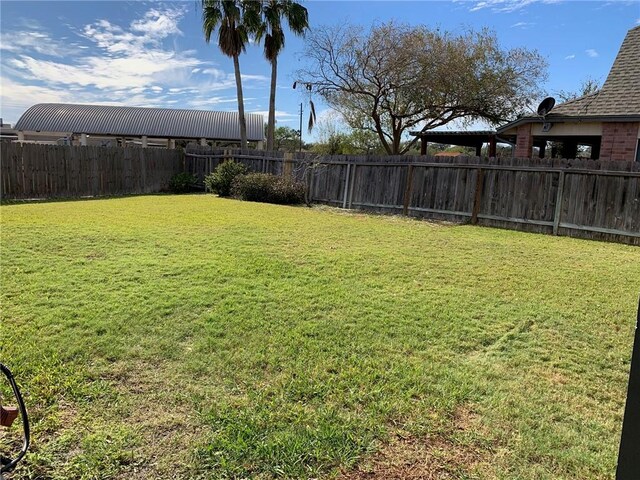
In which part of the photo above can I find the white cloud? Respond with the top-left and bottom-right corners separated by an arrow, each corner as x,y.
0,7 -> 274,125
250,110 -> 297,118
187,96 -> 240,109
469,0 -> 560,12
585,49 -> 599,57
130,8 -> 183,38
3,8 -> 200,94
250,110 -> 298,122
81,7 -> 185,56
510,21 -> 535,28
241,73 -> 269,82
9,52 -> 201,90
565,54 -> 576,60
0,30 -> 81,57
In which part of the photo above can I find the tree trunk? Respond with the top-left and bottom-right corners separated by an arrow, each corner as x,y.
372,111 -> 392,154
233,54 -> 248,150
267,57 -> 277,151
392,131 -> 401,155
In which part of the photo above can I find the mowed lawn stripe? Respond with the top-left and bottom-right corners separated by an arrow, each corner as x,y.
1,195 -> 638,479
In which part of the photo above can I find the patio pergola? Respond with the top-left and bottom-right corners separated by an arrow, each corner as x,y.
410,130 -> 508,157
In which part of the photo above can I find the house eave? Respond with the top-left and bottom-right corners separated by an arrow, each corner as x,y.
497,114 -> 640,134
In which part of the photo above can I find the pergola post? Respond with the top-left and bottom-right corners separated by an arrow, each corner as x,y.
80,133 -> 88,146
538,142 -> 546,158
420,138 -> 427,156
200,137 -> 207,146
141,136 -> 148,148
562,140 -> 578,159
489,135 -> 497,158
475,144 -> 482,157
17,131 -> 24,142
168,139 -> 175,149
591,139 -> 601,159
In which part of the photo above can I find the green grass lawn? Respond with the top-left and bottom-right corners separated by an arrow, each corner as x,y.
1,195 -> 639,479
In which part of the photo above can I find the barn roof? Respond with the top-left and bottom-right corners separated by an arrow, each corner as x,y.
14,103 -> 265,141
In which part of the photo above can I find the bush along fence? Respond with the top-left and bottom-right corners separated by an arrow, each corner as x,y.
1,142 -> 638,244
1,142 -> 183,199
185,147 -> 640,245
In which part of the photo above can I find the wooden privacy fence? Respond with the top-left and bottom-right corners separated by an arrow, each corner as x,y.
186,148 -> 640,244
1,142 -> 184,199
184,146 -> 288,182
2,143 -> 638,244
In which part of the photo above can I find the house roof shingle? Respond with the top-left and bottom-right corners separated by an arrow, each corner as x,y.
498,25 -> 640,133
585,25 -> 640,116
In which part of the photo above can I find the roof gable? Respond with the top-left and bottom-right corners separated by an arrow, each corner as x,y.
498,25 -> 640,133
587,25 -> 640,116
549,25 -> 640,118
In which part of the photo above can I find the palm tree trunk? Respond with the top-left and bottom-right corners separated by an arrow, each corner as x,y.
233,54 -> 248,150
267,57 -> 277,151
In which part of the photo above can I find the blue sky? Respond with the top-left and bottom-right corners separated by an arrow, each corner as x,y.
1,0 -> 639,138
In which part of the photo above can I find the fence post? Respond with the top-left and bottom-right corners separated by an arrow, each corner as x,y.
283,153 -> 293,179
403,164 -> 414,216
616,297 -> 640,479
342,162 -> 352,209
471,168 -> 484,224
305,162 -> 314,204
20,143 -> 25,198
140,148 -> 147,193
553,170 -> 565,235
348,163 -> 357,209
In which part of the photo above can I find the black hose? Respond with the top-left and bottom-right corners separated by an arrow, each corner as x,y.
0,363 -> 30,474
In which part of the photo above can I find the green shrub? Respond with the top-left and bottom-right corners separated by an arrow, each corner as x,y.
169,172 -> 197,194
204,161 -> 248,197
231,173 -> 305,205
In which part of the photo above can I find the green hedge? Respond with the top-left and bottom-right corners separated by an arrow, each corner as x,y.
232,173 -> 305,205
204,160 -> 248,197
169,172 -> 197,194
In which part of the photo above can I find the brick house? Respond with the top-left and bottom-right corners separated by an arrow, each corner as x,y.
497,25 -> 640,161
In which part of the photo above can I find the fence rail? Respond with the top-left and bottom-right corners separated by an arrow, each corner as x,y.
185,148 -> 640,245
1,143 -> 638,245
1,143 -> 184,199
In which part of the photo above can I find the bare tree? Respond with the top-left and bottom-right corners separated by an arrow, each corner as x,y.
556,76 -> 601,103
297,23 -> 547,154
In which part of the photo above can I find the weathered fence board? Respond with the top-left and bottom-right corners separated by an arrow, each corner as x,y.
184,147 -> 639,244
2,143 -> 639,245
1,143 -> 183,199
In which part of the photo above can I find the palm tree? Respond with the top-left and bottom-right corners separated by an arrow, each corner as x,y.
202,1 -> 252,150
256,1 -> 309,151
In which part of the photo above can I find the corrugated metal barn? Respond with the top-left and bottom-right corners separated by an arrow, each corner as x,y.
13,103 -> 265,148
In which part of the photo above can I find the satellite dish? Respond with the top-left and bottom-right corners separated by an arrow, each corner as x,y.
537,97 -> 556,116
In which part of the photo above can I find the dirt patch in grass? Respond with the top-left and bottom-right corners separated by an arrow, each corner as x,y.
102,362 -> 205,479
339,407 -> 495,480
